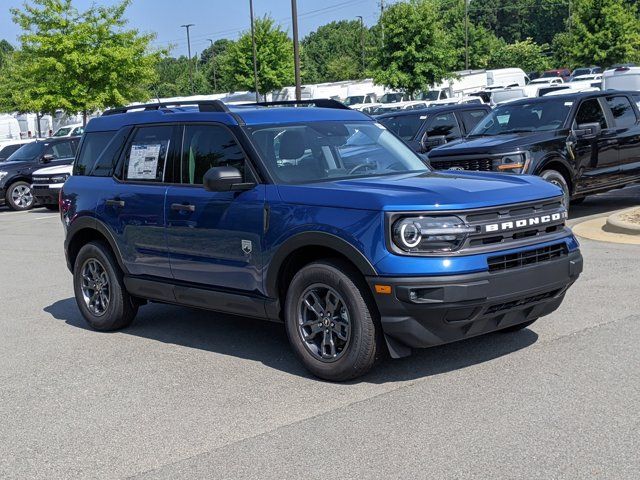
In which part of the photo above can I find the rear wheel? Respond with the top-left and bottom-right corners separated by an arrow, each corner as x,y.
5,181 -> 34,211
73,241 -> 138,331
540,170 -> 570,208
284,260 -> 381,381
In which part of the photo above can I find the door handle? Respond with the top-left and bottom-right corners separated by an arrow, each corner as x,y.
105,199 -> 125,207
171,203 -> 196,212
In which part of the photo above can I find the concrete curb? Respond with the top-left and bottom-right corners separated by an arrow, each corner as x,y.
604,207 -> 640,235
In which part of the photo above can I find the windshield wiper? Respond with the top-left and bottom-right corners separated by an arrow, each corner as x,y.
497,129 -> 535,134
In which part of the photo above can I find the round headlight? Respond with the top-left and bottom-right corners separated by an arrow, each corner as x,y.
399,221 -> 422,248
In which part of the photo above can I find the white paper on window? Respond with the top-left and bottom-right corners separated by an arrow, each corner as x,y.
127,143 -> 161,180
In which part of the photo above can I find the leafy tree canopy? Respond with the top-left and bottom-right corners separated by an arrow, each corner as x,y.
302,20 -> 370,83
553,0 -> 640,68
218,16 -> 294,95
0,0 -> 162,116
489,38 -> 551,72
372,0 -> 457,94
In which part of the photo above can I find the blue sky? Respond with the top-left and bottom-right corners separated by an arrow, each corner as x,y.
0,0 -> 389,57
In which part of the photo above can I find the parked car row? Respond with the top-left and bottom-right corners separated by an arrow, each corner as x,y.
0,136 -> 79,210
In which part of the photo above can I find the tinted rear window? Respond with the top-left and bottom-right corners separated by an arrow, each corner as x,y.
74,131 -> 116,175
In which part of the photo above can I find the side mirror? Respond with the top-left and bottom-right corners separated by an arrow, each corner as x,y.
203,166 -> 254,192
421,135 -> 447,152
574,122 -> 602,139
41,154 -> 55,163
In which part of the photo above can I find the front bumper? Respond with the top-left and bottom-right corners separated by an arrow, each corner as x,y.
32,184 -> 62,205
367,249 -> 582,357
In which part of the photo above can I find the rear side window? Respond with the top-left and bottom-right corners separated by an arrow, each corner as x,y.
606,96 -> 637,128
122,126 -> 172,182
179,125 -> 246,185
575,99 -> 608,129
458,110 -> 488,132
425,112 -> 461,139
74,131 -> 115,175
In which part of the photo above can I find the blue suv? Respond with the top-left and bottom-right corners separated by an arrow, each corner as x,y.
61,99 -> 582,381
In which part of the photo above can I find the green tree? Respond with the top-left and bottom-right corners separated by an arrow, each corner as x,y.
552,0 -> 640,68
154,56 -> 210,98
488,38 -> 551,72
301,20 -> 370,83
0,0 -> 162,119
440,0 -> 503,70
0,40 -> 13,69
200,39 -> 233,92
218,16 -> 294,95
470,0 -> 570,45
371,0 -> 457,94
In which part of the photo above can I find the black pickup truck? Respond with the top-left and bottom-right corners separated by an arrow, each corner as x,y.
426,91 -> 640,206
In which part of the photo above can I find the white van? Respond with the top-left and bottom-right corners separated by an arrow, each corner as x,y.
602,66 -> 640,91
487,68 -> 528,88
0,114 -> 21,141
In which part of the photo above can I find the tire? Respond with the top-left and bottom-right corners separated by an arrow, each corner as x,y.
284,260 -> 381,381
540,170 -> 570,208
44,204 -> 59,211
499,319 -> 537,333
73,241 -> 138,331
5,181 -> 35,211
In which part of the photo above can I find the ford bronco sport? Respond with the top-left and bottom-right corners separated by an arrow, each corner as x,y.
61,99 -> 582,381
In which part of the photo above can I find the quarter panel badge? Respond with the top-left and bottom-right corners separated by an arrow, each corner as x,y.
241,239 -> 252,254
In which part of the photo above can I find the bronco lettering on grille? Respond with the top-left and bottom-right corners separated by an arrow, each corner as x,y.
484,212 -> 567,233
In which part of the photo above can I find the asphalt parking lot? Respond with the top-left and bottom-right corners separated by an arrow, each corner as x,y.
1,186 -> 639,480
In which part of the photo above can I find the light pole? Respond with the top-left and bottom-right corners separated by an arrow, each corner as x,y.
464,0 -> 469,70
356,15 -> 365,74
291,0 -> 302,101
249,0 -> 260,101
181,23 -> 195,94
207,39 -> 218,91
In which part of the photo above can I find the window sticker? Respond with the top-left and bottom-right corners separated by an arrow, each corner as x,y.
128,143 -> 161,180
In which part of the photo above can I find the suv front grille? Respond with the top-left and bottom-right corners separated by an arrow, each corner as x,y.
429,158 -> 493,171
487,243 -> 568,273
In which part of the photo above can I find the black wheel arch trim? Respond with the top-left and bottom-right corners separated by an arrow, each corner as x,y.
265,232 -> 378,298
65,216 -> 129,274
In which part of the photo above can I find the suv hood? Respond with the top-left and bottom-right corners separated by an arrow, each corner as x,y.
32,164 -> 73,175
276,171 -> 562,211
428,131 -> 562,157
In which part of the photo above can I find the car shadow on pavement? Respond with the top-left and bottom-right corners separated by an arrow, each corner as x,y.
569,185 -> 640,220
45,297 -> 538,384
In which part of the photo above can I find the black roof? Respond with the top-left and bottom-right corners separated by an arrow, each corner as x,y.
374,103 -> 490,120
496,90 -> 640,108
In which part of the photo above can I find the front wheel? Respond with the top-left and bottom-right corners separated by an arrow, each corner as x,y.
284,260 -> 381,381
5,181 -> 35,211
540,170 -> 570,208
73,241 -> 138,331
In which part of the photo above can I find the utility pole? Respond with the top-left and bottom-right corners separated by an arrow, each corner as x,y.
464,0 -> 469,70
181,23 -> 195,94
357,15 -> 365,74
249,0 -> 260,101
291,0 -> 302,101
380,0 -> 385,48
207,39 -> 218,91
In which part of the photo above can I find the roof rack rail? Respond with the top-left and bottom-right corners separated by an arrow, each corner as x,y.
248,99 -> 351,110
102,99 -> 231,116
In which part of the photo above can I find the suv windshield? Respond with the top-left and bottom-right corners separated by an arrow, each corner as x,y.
53,127 -> 72,137
247,121 -> 428,184
379,93 -> 405,104
417,91 -> 440,101
469,101 -> 571,136
377,114 -> 422,140
6,141 -> 44,162
343,96 -> 364,106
